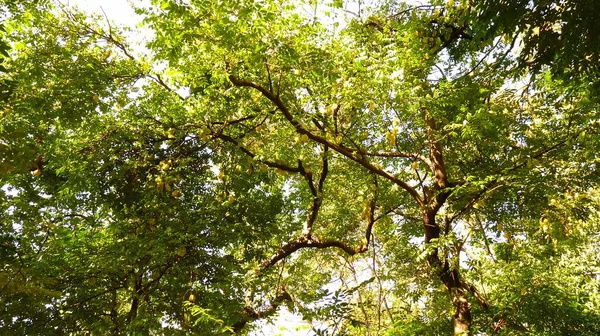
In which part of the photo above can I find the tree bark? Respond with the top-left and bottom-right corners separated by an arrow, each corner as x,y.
422,209 -> 473,335
420,108 -> 475,334
452,288 -> 472,335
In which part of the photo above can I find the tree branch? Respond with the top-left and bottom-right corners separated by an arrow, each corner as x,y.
362,175 -> 378,251
228,74 -> 424,206
260,236 -> 364,270
214,133 -> 303,174
302,146 -> 329,238
232,289 -> 292,333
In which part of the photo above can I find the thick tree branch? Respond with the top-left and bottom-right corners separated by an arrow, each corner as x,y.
302,146 -> 329,237
302,193 -> 321,239
232,290 -> 292,333
317,146 -> 329,193
228,74 -> 424,206
260,236 -> 364,270
423,108 -> 450,189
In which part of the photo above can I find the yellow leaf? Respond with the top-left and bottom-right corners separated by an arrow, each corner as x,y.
199,126 -> 210,136
386,131 -> 396,147
540,218 -> 549,232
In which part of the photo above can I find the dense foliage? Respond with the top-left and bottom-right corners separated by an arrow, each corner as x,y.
1,0 -> 599,335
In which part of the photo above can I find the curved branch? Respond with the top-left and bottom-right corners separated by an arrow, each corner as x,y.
228,74 -> 423,206
232,289 -> 292,333
215,133 -> 303,174
461,279 -> 490,310
261,175 -> 378,271
260,236 -> 364,271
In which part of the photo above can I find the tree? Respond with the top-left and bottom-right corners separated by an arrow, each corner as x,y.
1,0 -> 599,335
471,0 -> 600,84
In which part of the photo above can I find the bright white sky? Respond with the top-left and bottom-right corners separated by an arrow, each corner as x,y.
67,0 -> 140,27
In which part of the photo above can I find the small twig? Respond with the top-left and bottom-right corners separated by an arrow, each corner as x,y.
264,58 -> 273,93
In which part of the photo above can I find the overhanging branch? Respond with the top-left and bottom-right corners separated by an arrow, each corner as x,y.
260,236 -> 365,270
228,74 -> 424,206
232,289 -> 292,333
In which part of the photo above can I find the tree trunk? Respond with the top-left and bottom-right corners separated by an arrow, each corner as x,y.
452,288 -> 472,335
422,209 -> 473,335
421,108 -> 475,334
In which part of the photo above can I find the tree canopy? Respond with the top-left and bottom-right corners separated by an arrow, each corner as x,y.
1,0 -> 599,335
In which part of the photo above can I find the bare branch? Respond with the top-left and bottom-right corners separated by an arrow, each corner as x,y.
461,280 -> 489,310
475,214 -> 496,262
362,176 -> 378,251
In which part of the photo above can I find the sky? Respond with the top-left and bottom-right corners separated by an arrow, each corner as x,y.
67,0 -> 140,27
